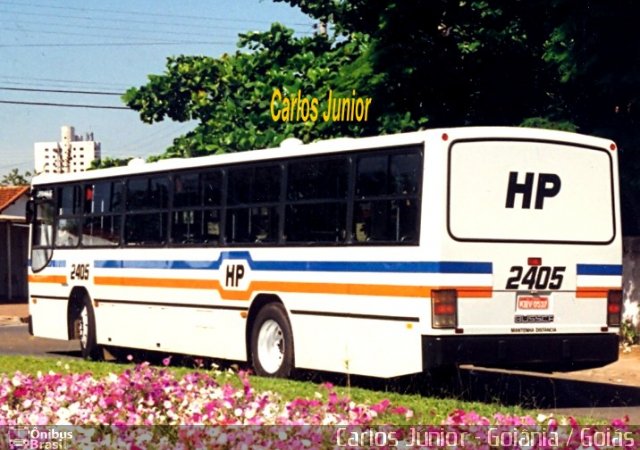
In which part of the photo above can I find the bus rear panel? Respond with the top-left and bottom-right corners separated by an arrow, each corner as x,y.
423,130 -> 621,372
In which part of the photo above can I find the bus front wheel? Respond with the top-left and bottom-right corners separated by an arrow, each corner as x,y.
78,295 -> 102,360
250,303 -> 294,378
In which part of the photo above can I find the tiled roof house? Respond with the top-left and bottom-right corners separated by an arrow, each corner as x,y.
0,185 -> 29,219
0,185 -> 29,301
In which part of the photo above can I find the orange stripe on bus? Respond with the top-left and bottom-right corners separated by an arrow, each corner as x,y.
94,276 -> 219,290
94,276 -> 492,301
28,274 -> 67,284
576,287 -> 615,298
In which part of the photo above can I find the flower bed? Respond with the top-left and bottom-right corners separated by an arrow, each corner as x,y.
0,362 -> 636,449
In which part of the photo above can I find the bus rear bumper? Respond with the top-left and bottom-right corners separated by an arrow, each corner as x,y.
422,333 -> 619,372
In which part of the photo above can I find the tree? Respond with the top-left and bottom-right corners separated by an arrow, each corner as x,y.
538,0 -> 640,233
123,1 -> 582,153
89,156 -> 134,170
124,0 -> 640,230
1,168 -> 32,186
124,24 -> 372,158
281,0 -> 640,232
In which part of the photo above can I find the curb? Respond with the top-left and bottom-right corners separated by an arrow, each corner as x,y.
0,316 -> 21,326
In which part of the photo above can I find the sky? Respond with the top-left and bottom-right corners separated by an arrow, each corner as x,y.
0,0 -> 315,174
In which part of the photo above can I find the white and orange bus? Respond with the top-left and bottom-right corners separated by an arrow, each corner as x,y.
27,127 -> 622,378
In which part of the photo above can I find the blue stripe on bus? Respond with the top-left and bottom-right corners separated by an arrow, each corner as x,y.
95,251 -> 492,274
47,260 -> 66,268
577,264 -> 623,276
25,259 -> 65,268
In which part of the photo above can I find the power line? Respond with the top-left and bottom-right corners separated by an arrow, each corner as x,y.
0,8 -> 312,35
0,41 -> 227,48
3,26 -> 235,45
0,100 -> 130,110
0,86 -> 123,96
0,1 -> 312,27
0,159 -> 34,171
0,79 -> 127,91
0,75 -> 131,90
116,122 -> 195,155
3,18 -> 260,38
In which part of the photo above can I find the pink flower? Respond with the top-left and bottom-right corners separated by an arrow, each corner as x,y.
611,416 -> 629,428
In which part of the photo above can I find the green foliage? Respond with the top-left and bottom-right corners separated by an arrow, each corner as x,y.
124,0 -> 640,231
1,168 -> 32,185
520,117 -> 578,132
125,24 -> 373,156
541,0 -> 640,233
621,318 -> 639,347
89,157 -> 133,170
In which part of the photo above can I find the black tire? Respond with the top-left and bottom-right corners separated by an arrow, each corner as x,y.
250,303 -> 294,378
78,294 -> 102,360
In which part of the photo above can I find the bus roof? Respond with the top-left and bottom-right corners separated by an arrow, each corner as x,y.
31,127 -> 615,186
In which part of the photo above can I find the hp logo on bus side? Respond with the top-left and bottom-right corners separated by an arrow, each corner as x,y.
221,261 -> 250,290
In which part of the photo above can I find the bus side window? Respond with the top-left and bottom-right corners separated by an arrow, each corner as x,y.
172,170 -> 222,245
174,173 -> 200,208
124,176 -> 169,246
285,203 -> 347,243
55,185 -> 82,248
354,149 -> 421,244
226,165 -> 280,244
82,181 -> 122,246
285,156 -> 348,244
125,213 -> 168,246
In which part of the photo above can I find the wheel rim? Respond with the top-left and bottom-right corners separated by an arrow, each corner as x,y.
257,319 -> 284,374
79,306 -> 89,349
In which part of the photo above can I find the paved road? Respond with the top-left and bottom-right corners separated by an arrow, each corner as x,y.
1,323 -> 639,423
0,322 -> 80,357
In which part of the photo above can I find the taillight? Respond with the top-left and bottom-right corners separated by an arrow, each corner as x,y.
607,289 -> 622,327
432,289 -> 457,329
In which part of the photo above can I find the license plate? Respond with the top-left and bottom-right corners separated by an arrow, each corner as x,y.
517,296 -> 549,310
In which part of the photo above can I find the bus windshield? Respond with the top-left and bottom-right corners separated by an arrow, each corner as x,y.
31,188 -> 55,272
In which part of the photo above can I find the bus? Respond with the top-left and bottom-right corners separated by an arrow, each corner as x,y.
27,127 -> 623,378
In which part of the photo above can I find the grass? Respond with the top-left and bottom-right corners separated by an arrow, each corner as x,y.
0,354 -> 535,425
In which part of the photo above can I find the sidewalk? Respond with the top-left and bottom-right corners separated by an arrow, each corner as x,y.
0,301 -> 28,326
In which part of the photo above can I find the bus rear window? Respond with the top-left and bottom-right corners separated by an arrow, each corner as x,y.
448,139 -> 615,244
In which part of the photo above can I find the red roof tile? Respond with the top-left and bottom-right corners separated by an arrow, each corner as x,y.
0,186 -> 29,212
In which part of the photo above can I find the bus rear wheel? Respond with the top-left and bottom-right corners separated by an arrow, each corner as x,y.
250,303 -> 294,378
78,294 -> 102,360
